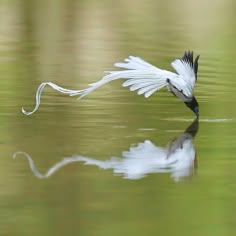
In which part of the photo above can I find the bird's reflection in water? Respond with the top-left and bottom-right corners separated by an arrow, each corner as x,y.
13,119 -> 199,182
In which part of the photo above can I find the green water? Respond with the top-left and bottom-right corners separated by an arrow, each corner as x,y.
1,0 -> 236,235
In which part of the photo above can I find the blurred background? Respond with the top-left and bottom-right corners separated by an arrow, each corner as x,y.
1,0 -> 236,235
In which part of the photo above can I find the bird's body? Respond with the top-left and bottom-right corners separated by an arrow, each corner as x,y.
22,51 -> 200,116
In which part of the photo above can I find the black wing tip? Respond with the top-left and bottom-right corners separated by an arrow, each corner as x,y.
182,50 -> 200,63
182,51 -> 193,63
195,54 -> 200,62
181,51 -> 200,79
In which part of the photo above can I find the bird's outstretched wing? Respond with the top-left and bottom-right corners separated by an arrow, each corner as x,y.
171,51 -> 200,96
72,56 -> 176,99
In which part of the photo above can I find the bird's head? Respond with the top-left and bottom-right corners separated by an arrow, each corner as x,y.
185,97 -> 199,117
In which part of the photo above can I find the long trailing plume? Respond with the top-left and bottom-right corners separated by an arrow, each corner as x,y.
22,56 -> 169,115
22,82 -> 84,115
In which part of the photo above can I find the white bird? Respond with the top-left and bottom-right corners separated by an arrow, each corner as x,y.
22,51 -> 200,116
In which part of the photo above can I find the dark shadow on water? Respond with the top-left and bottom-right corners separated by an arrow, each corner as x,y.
13,119 -> 199,182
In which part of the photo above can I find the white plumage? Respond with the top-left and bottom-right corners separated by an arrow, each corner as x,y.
22,51 -> 200,115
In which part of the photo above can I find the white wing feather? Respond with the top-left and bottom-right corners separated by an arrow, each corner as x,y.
170,58 -> 196,97
115,55 -> 161,70
70,56 -> 176,99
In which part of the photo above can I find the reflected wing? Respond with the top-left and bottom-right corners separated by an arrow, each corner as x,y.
171,51 -> 200,93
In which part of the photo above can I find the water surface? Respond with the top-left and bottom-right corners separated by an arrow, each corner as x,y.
1,0 -> 236,235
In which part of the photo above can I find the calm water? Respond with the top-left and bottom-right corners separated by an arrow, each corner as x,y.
1,0 -> 236,235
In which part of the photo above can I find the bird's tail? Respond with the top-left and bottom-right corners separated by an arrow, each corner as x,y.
22,82 -> 85,115
22,56 -> 163,115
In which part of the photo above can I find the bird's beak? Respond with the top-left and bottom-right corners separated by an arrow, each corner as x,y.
194,107 -> 199,117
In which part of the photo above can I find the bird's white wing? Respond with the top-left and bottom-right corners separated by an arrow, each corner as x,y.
167,76 -> 193,99
171,59 -> 196,97
170,51 -> 199,98
114,55 -> 161,71
72,56 -> 177,99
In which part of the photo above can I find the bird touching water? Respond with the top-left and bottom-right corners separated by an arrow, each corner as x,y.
22,51 -> 200,116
